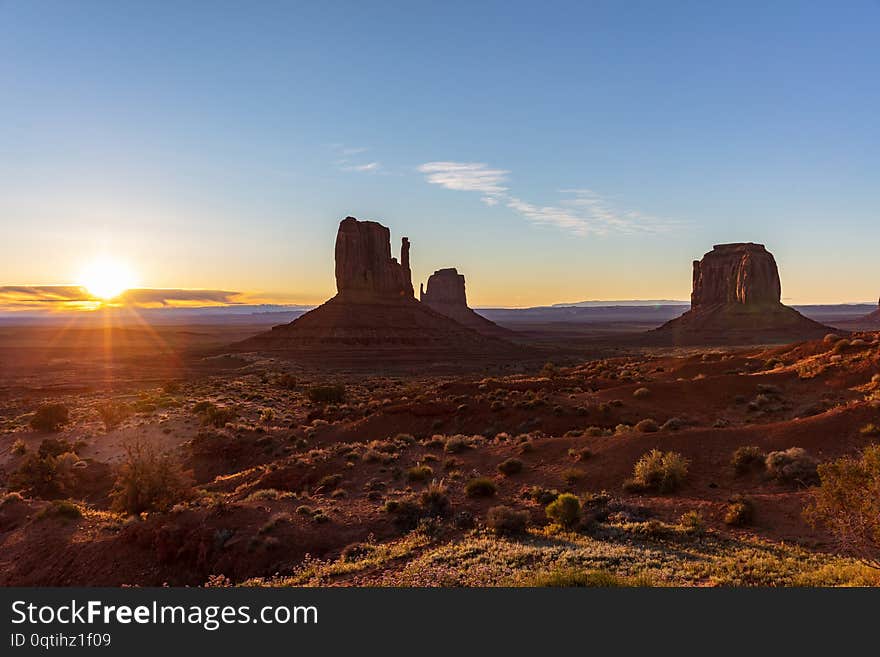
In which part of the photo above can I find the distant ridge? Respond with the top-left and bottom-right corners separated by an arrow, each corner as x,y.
550,300 -> 687,308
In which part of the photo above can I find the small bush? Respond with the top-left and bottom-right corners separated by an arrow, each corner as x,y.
30,404 -> 70,432
203,405 -> 237,428
568,447 -> 592,461
679,510 -> 705,535
110,442 -> 192,515
38,437 -> 74,459
633,387 -> 651,399
443,435 -> 469,453
11,439 -> 27,455
35,499 -> 82,521
805,444 -> 880,568
276,373 -> 298,390
307,385 -> 346,404
765,448 -> 819,486
96,401 -> 131,430
316,473 -> 343,491
860,424 -> 880,437
486,505 -> 529,535
731,445 -> 766,475
465,477 -> 497,498
525,486 -> 559,506
628,449 -> 689,493
561,468 -> 585,485
545,493 -> 581,527
192,400 -> 214,414
384,496 -> 423,530
497,458 -> 523,476
419,482 -> 451,518
11,449 -> 78,498
724,497 -> 754,526
406,464 -> 434,482
635,418 -> 659,433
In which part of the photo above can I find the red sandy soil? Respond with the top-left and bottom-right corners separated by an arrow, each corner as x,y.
1,325 -> 879,585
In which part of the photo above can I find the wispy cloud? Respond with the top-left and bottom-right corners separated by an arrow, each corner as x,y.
342,161 -> 382,173
417,162 -> 510,194
418,161 -> 678,236
333,144 -> 383,174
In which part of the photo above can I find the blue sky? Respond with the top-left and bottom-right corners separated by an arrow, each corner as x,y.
1,0 -> 878,307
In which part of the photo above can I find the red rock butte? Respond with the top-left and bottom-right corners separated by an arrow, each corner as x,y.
656,242 -> 831,343
238,217 -> 516,358
420,268 -> 512,338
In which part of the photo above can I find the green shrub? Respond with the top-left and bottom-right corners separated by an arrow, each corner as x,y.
35,499 -> 82,521
38,437 -> 73,459
316,473 -> 343,491
276,373 -> 298,390
384,496 -> 423,530
419,481 -> 451,518
11,449 -> 79,498
635,418 -> 659,433
110,442 -> 192,515
464,477 -> 497,498
443,435 -> 469,453
765,448 -> 818,486
545,493 -> 581,527
307,385 -> 346,404
724,497 -> 754,526
30,404 -> 70,432
406,464 -> 433,482
561,468 -> 585,485
486,505 -> 528,535
731,445 -> 766,475
628,449 -> 689,493
567,447 -> 592,461
203,405 -> 237,428
96,401 -> 132,430
805,444 -> 880,568
679,510 -> 705,534
497,458 -> 523,476
192,400 -> 214,414
525,486 -> 559,505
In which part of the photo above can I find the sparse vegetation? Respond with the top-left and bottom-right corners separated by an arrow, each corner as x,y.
765,448 -> 819,486
307,384 -> 346,404
30,403 -> 70,432
110,442 -> 192,515
731,445 -> 766,475
486,505 -> 529,535
545,493 -> 581,527
724,497 -> 754,526
518,568 -> 652,587
406,464 -> 433,482
465,477 -> 497,498
625,449 -> 689,494
635,418 -> 659,433
497,458 -> 523,476
805,445 -> 880,568
96,401 -> 131,430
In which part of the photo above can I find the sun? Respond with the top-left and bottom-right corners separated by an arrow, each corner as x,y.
79,257 -> 137,301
